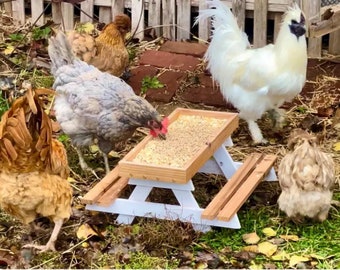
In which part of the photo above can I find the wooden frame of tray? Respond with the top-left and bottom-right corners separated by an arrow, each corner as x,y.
118,108 -> 239,184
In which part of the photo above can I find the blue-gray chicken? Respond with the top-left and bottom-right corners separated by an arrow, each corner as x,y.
48,32 -> 167,175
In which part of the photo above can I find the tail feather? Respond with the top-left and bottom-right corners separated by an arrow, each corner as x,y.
48,31 -> 76,75
196,0 -> 250,88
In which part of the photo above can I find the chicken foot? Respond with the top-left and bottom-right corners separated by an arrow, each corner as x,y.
75,147 -> 99,179
23,219 -> 64,252
247,120 -> 268,144
268,108 -> 286,129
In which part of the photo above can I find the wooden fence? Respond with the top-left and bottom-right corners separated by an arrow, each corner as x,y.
1,0 -> 340,57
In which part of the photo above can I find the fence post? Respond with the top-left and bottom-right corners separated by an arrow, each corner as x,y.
177,0 -> 191,41
31,0 -> 44,26
80,0 -> 94,23
132,0 -> 145,41
162,0 -> 176,39
198,0 -> 210,42
302,0 -> 322,57
329,29 -> 340,55
232,0 -> 246,31
112,0 -> 125,18
149,0 -> 162,37
61,2 -> 74,30
254,0 -> 268,48
12,0 -> 25,25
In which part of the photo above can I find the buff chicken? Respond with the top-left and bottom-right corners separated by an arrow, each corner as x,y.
67,14 -> 131,77
197,1 -> 307,144
278,129 -> 336,222
0,88 -> 73,252
48,32 -> 167,175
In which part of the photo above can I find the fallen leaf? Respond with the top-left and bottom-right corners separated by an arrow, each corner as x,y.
333,142 -> 340,152
242,245 -> 259,253
81,242 -> 89,248
67,177 -> 76,183
89,145 -> 99,153
242,232 -> 260,244
249,260 -> 263,270
3,45 -> 14,55
257,241 -> 278,257
76,223 -> 98,240
271,250 -> 290,261
262,227 -> 277,237
310,254 -> 326,260
233,251 -> 256,262
268,238 -> 286,245
280,234 -> 299,241
289,255 -> 310,267
108,150 -> 120,158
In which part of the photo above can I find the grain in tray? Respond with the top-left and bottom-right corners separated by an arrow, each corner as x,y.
133,115 -> 225,167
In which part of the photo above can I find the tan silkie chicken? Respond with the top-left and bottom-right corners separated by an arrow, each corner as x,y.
197,1 -> 307,144
278,129 -> 336,222
67,14 -> 131,77
0,88 -> 72,252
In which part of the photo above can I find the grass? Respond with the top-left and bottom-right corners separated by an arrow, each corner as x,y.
197,191 -> 340,269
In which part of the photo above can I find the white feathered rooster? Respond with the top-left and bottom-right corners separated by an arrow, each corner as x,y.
197,0 -> 307,144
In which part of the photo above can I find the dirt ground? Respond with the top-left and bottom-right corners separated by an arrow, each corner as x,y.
0,17 -> 339,267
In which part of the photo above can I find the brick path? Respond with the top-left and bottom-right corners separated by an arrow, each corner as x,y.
127,41 -> 228,107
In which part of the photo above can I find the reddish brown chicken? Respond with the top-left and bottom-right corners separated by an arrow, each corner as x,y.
0,88 -> 72,252
68,14 -> 131,77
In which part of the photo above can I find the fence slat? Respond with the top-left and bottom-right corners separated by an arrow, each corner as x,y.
198,0 -> 210,42
31,0 -> 44,26
232,0 -> 246,30
112,0 -> 125,18
80,0 -> 94,23
177,0 -> 191,40
99,6 -> 112,23
254,0 -> 268,48
273,12 -> 282,42
52,2 -> 62,24
329,29 -> 340,55
149,0 -> 161,37
131,0 -> 145,41
162,0 -> 176,39
4,2 -> 12,16
12,0 -> 25,25
303,0 -> 322,57
61,2 -> 74,30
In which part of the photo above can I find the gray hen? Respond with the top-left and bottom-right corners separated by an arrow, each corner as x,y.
48,32 -> 166,175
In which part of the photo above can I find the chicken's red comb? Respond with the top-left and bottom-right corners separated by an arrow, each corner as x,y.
150,117 -> 169,137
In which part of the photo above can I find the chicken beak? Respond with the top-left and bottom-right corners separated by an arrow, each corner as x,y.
289,23 -> 306,38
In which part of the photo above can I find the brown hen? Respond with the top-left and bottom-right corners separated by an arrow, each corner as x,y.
0,88 -> 72,252
68,14 -> 131,77
278,128 -> 335,222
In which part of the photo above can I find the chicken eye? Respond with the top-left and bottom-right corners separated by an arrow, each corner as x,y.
291,19 -> 298,24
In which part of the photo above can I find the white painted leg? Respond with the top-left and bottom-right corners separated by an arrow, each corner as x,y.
116,184 -> 153,224
213,145 -> 238,179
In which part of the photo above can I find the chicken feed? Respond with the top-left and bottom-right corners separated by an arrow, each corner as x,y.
133,115 -> 225,167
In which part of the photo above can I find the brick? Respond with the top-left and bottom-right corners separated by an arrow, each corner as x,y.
139,50 -> 200,71
146,71 -> 185,103
159,41 -> 208,58
181,74 -> 235,108
127,65 -> 158,94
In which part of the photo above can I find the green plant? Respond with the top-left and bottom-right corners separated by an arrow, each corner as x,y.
31,26 -> 51,41
140,76 -> 164,95
8,33 -> 25,42
0,91 -> 9,118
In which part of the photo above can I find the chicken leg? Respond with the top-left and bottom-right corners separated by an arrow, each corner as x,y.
75,147 -> 99,179
247,120 -> 268,144
23,219 -> 64,252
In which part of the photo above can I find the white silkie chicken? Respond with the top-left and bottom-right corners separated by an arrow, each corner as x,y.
197,0 -> 307,143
